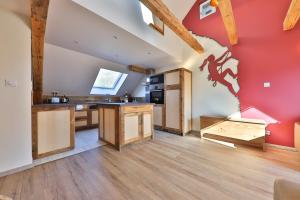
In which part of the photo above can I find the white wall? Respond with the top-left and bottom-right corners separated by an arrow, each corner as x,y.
0,9 -> 32,173
156,35 -> 241,131
132,76 -> 147,97
43,43 -> 144,96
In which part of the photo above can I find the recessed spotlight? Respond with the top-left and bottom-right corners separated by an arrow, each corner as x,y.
113,35 -> 118,40
73,40 -> 79,44
147,52 -> 151,55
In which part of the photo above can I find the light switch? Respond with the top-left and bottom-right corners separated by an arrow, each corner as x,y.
264,82 -> 270,88
5,80 -> 18,88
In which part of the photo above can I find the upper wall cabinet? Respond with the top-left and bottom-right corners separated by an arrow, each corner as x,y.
165,70 -> 180,85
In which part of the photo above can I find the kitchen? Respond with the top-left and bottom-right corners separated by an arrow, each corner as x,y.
26,0 -> 193,162
32,65 -> 191,162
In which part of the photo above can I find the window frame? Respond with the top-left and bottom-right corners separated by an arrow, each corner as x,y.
139,1 -> 164,35
93,68 -> 123,90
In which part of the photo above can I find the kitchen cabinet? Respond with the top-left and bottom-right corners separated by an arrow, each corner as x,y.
32,105 -> 75,159
98,103 -> 154,150
165,89 -> 180,130
153,104 -> 163,128
164,68 -> 192,135
75,105 -> 98,131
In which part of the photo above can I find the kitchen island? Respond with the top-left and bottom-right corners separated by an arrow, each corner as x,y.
98,103 -> 154,150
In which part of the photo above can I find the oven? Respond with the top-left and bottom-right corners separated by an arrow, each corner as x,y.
150,90 -> 164,104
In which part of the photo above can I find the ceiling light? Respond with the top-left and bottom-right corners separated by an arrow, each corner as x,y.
113,35 -> 118,39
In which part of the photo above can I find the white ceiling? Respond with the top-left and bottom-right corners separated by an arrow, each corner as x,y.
45,0 -> 183,69
0,0 -> 30,16
163,0 -> 196,21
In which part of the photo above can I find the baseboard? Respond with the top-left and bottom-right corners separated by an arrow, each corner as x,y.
265,143 -> 298,152
0,163 -> 33,178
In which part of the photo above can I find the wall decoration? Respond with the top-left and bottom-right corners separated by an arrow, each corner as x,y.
183,0 -> 300,147
199,50 -> 239,96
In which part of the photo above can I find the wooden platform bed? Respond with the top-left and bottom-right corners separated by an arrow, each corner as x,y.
200,116 -> 267,150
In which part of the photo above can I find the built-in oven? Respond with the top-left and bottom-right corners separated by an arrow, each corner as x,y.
150,90 -> 164,104
149,74 -> 164,104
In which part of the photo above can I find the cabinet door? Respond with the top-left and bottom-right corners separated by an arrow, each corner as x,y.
143,112 -> 152,137
124,113 -> 141,144
99,108 -> 104,139
153,105 -> 163,126
91,110 -> 98,125
165,89 -> 180,130
165,70 -> 180,85
104,108 -> 116,145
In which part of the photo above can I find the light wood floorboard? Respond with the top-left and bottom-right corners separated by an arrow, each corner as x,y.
1,131 -> 300,200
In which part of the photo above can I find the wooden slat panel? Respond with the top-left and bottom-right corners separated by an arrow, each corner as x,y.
140,0 -> 204,54
283,0 -> 300,30
218,0 -> 238,45
31,0 -> 50,104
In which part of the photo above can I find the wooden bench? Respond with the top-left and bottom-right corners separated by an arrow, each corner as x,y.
200,116 -> 266,150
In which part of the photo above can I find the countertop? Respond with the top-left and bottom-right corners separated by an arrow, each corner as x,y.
32,102 -> 153,108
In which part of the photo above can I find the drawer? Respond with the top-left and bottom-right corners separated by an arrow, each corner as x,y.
75,111 -> 87,118
75,120 -> 88,127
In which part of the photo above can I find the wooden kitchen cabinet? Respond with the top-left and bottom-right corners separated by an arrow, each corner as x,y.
103,108 -> 116,145
98,104 -> 154,150
75,105 -> 98,131
165,89 -> 180,130
32,105 -> 75,159
153,104 -> 163,128
164,68 -> 192,135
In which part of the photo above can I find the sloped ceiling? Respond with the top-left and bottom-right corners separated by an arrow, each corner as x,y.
0,0 -> 196,97
46,0 -> 181,68
44,0 -> 187,96
43,43 -> 144,96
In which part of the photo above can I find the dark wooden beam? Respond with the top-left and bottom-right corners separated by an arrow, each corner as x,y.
283,0 -> 300,31
140,0 -> 204,54
31,0 -> 50,104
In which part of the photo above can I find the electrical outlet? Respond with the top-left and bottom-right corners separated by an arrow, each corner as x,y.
266,130 -> 271,136
5,80 -> 18,88
264,82 -> 270,88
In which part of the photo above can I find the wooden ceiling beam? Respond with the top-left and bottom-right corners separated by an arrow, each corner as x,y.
128,65 -> 155,75
218,0 -> 238,45
140,0 -> 204,54
31,0 -> 50,104
283,0 -> 300,31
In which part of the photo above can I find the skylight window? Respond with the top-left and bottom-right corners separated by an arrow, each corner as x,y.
93,68 -> 122,89
90,68 -> 128,95
139,1 -> 164,35
140,2 -> 154,25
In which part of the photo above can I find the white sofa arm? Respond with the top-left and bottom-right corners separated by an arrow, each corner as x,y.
274,179 -> 300,200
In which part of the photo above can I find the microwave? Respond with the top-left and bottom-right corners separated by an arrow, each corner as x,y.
150,74 -> 164,85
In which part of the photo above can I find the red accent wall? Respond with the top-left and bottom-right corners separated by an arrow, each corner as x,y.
183,0 -> 300,147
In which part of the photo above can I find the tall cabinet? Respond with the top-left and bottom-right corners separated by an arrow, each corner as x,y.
164,68 -> 192,135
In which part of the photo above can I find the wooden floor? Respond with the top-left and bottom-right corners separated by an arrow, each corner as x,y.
1,131 -> 300,200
